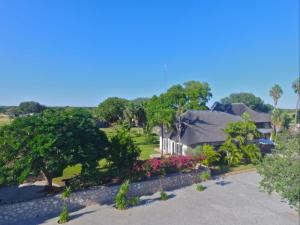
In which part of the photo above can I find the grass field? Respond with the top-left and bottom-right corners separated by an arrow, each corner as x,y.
53,126 -> 159,185
0,114 -> 11,126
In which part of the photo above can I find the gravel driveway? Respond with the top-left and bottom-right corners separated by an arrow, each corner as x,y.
15,171 -> 298,225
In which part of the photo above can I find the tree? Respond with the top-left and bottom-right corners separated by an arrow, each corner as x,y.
257,133 -> 300,208
0,109 -> 109,187
18,101 -> 46,114
146,95 -> 175,157
224,113 -> 260,145
123,102 -> 147,128
183,81 -> 212,110
109,130 -> 141,177
221,93 -> 273,113
220,140 -> 242,166
269,84 -> 283,108
292,77 -> 300,124
96,97 -> 129,123
281,113 -> 292,130
271,109 -> 282,136
222,113 -> 261,165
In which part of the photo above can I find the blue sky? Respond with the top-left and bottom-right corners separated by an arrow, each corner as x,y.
0,0 -> 298,108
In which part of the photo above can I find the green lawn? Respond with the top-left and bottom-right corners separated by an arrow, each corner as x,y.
101,126 -> 158,160
53,126 -> 159,185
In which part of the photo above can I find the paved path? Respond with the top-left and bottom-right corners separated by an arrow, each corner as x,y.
15,171 -> 298,225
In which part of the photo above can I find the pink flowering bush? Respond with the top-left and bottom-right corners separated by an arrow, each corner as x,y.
131,155 -> 204,180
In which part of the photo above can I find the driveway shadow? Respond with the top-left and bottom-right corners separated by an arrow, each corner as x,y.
127,193 -> 176,208
215,180 -> 232,186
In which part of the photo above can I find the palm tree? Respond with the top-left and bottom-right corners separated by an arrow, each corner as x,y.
292,77 -> 300,124
271,108 -> 282,137
269,84 -> 283,108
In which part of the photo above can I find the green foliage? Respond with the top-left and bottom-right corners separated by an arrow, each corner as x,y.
196,184 -> 206,192
62,186 -> 72,200
183,81 -> 212,110
58,204 -> 69,224
281,113 -> 292,130
198,145 -> 220,166
220,92 -> 273,113
115,180 -> 130,210
123,102 -> 147,127
240,144 -> 261,164
224,113 -> 260,145
200,171 -> 211,181
257,133 -> 300,208
220,141 -> 243,166
292,77 -> 300,96
109,130 -> 141,177
0,108 -> 109,186
18,101 -> 46,114
129,196 -> 140,206
58,186 -> 71,224
146,95 -> 175,130
271,108 -> 290,135
96,97 -> 129,123
269,84 -> 283,107
160,190 -> 168,200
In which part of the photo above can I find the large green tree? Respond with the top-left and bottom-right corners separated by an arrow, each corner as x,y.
146,81 -> 212,157
0,109 -> 109,187
292,77 -> 300,124
146,95 -> 175,157
221,92 -> 272,113
19,101 -> 46,114
123,102 -> 147,128
96,97 -> 129,123
108,129 -> 141,177
257,133 -> 300,208
183,81 -> 212,110
269,84 -> 283,108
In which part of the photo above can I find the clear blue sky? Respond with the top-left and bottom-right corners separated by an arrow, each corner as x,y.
0,0 -> 299,108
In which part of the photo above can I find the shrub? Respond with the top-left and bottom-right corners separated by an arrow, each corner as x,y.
200,171 -> 211,181
132,155 -> 199,180
58,205 -> 69,224
160,190 -> 168,200
192,145 -> 220,166
115,180 -> 130,210
109,130 -> 141,177
220,140 -> 243,166
241,144 -> 261,164
58,187 -> 71,224
196,184 -> 206,192
129,196 -> 140,206
258,133 -> 300,208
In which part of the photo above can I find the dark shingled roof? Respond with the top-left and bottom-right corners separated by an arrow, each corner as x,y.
210,102 -> 271,123
167,110 -> 242,146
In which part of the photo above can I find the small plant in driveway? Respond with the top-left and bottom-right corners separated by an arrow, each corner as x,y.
160,190 -> 168,200
196,184 -> 206,192
115,180 -> 130,210
200,171 -> 211,181
58,186 -> 71,224
129,196 -> 140,206
115,180 -> 140,209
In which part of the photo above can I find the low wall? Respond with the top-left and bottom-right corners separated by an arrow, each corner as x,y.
0,169 -> 208,225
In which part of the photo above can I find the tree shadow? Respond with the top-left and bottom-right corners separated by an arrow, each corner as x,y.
138,193 -> 176,206
215,180 -> 232,186
69,210 -> 96,220
0,184 -> 61,205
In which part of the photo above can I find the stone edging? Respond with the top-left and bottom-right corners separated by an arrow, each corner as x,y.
0,169 -> 208,225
